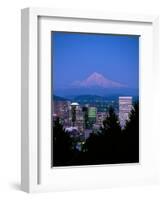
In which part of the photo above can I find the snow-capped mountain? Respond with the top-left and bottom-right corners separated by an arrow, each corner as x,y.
71,72 -> 127,88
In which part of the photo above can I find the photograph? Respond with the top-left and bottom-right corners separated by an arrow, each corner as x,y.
52,31 -> 139,167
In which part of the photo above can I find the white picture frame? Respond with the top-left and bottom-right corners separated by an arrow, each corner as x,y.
21,7 -> 159,193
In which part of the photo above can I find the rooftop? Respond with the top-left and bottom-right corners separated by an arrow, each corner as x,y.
119,96 -> 132,99
71,102 -> 79,106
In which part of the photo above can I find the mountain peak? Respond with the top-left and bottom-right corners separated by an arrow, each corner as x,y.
90,72 -> 103,77
71,72 -> 127,88
87,72 -> 104,80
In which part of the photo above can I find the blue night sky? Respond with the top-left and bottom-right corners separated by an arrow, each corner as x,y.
52,32 -> 139,90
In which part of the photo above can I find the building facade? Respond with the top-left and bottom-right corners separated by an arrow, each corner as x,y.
88,107 -> 97,128
69,102 -> 84,132
119,96 -> 133,128
53,100 -> 71,126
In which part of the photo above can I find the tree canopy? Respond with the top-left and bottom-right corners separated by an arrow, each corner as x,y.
52,103 -> 139,166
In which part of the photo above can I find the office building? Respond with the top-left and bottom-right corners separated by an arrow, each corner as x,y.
119,96 -> 132,128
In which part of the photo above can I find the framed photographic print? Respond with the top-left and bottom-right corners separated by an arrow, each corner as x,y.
21,8 -> 159,193
52,31 -> 140,167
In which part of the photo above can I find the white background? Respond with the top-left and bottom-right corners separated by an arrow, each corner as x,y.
39,16 -> 157,190
0,0 -> 162,199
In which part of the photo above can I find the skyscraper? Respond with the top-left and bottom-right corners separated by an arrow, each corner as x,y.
53,100 -> 70,126
119,96 -> 132,128
88,107 -> 97,128
70,102 -> 79,127
70,102 -> 84,131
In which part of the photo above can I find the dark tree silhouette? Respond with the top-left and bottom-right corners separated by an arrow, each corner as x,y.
123,102 -> 139,162
85,106 -> 122,164
52,117 -> 73,166
101,106 -> 122,163
101,106 -> 121,136
52,103 -> 139,166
